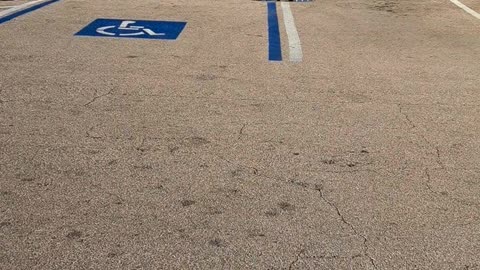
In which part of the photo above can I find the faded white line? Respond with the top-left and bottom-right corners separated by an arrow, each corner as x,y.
281,2 -> 303,62
450,0 -> 480,20
0,0 -> 48,18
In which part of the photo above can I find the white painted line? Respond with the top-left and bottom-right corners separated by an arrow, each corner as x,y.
281,2 -> 303,62
0,0 -> 48,18
450,0 -> 480,20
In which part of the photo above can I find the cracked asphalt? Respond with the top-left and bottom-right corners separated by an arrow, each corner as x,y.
1,0 -> 480,269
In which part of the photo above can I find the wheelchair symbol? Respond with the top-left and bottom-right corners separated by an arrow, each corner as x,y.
96,20 -> 165,37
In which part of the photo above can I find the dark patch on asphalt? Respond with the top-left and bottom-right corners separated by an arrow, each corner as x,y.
337,0 -> 421,16
181,200 -> 196,207
250,103 -> 266,111
0,221 -> 11,228
107,160 -> 118,166
209,238 -> 223,247
126,55 -> 139,58
208,209 -> 223,215
289,180 -> 310,189
20,177 -> 35,182
85,149 -> 100,155
293,152 -> 300,156
173,137 -> 210,151
322,159 -> 336,165
196,74 -> 218,81
177,229 -> 190,239
69,109 -> 83,116
66,229 -> 83,239
64,168 -> 86,177
169,145 -> 180,154
249,232 -> 266,237
372,1 -> 398,13
265,210 -> 278,217
278,202 -> 295,211
463,263 -> 479,269
186,136 -> 210,146
228,188 -> 239,194
133,164 -> 153,170
231,168 -> 245,178
136,139 -> 150,153
223,188 -> 240,198
113,200 -> 123,205
107,252 -> 117,258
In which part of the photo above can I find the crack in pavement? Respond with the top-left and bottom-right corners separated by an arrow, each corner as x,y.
398,104 -> 416,128
237,123 -> 246,140
86,126 -> 102,139
397,104 -> 445,169
213,155 -> 382,269
424,168 -> 480,208
400,105 -> 480,209
315,185 -> 378,270
398,102 -> 460,213
434,146 -> 445,169
218,155 -> 381,269
288,249 -> 305,270
136,137 -> 148,153
216,154 -> 376,183
84,88 -> 114,107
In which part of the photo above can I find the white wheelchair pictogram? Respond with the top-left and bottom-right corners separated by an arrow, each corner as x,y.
96,20 -> 165,37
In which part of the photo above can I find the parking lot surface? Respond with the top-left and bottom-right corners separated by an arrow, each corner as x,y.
1,0 -> 479,269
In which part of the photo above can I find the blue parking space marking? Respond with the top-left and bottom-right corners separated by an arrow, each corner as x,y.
0,0 -> 60,25
267,2 -> 282,61
75,19 -> 187,40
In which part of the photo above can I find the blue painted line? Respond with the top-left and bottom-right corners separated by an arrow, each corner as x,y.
0,0 -> 60,25
267,2 -> 282,61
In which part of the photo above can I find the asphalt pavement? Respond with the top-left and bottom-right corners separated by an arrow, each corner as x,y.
0,0 -> 479,269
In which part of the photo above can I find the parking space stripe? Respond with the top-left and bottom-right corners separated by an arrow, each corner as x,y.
281,2 -> 302,62
450,0 -> 480,19
0,0 -> 60,25
267,2 -> 282,61
0,0 -> 44,17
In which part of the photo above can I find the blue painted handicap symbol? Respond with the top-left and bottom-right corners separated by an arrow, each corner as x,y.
75,19 -> 186,40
